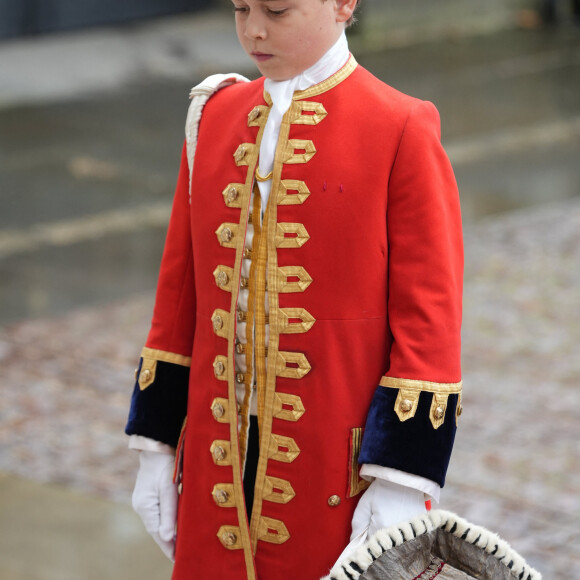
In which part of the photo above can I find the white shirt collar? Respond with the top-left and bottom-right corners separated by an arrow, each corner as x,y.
264,31 -> 349,115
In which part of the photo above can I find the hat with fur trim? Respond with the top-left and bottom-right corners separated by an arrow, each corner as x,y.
322,510 -> 541,580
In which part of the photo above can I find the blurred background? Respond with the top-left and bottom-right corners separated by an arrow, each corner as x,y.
0,0 -> 579,578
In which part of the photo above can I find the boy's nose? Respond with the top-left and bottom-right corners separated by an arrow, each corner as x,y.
244,13 -> 267,40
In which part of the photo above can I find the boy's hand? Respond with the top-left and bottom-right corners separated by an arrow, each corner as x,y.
331,479 -> 426,571
132,450 -> 178,561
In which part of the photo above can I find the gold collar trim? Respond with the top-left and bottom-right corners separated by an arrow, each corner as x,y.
263,54 -> 358,105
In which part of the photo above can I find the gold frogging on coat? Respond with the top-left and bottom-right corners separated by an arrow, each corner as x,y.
276,179 -> 311,206
273,393 -> 305,422
277,265 -> 313,293
278,307 -> 315,334
213,266 -> 235,292
283,139 -> 316,164
213,356 -> 228,381
211,398 -> 229,422
268,434 -> 301,463
257,516 -> 291,545
287,100 -> 328,126
276,351 -> 311,379
212,484 -> 236,507
262,476 -> 296,504
211,309 -> 230,338
215,223 -> 239,248
210,440 -> 232,466
217,526 -> 243,550
275,223 -> 310,249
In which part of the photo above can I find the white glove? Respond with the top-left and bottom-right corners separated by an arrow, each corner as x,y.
334,479 -> 426,567
132,450 -> 178,561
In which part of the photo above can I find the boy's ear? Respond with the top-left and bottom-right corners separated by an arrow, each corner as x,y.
334,0 -> 359,24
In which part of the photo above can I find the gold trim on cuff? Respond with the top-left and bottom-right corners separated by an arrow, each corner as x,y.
379,376 -> 462,429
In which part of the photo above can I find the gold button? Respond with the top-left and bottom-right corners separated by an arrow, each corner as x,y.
213,361 -> 225,377
213,446 -> 226,462
178,482 -> 183,495
243,247 -> 252,259
214,489 -> 229,504
234,146 -> 247,163
248,108 -> 261,123
235,342 -> 244,355
226,186 -> 238,203
220,227 -> 233,243
434,406 -> 445,420
216,270 -> 229,287
240,277 -> 249,289
212,402 -> 225,419
140,369 -> 152,382
213,315 -> 223,331
248,213 -> 253,224
237,310 -> 247,323
457,404 -> 463,417
236,373 -> 245,384
222,531 -> 237,546
328,495 -> 341,507
400,399 -> 413,413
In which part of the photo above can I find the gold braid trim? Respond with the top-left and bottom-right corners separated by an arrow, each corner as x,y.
379,376 -> 462,430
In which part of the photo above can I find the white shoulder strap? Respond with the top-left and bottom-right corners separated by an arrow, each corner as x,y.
185,73 -> 250,200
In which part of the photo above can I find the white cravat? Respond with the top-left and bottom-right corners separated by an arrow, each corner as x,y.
256,32 -> 350,211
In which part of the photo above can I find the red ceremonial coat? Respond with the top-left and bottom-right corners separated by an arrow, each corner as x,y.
126,56 -> 463,580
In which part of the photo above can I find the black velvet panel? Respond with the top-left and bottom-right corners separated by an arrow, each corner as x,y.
359,385 -> 459,487
125,358 -> 189,448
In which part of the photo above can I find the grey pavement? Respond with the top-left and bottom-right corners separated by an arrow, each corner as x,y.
1,4 -> 579,579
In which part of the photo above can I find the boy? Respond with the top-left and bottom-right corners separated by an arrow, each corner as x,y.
126,1 -> 463,578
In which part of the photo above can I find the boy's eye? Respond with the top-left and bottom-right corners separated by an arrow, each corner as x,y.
267,8 -> 288,16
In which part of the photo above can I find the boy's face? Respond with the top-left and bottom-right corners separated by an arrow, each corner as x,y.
232,0 -> 352,81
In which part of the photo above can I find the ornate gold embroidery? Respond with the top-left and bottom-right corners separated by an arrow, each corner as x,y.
215,223 -> 240,249
379,376 -> 463,429
273,393 -> 305,422
283,139 -> 316,164
276,351 -> 311,379
262,476 -> 296,504
278,307 -> 315,334
277,266 -> 312,293
268,434 -> 301,463
277,180 -> 311,206
257,517 -> 290,545
275,223 -> 310,248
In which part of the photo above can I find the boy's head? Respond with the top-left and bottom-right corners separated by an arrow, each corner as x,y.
232,0 -> 360,81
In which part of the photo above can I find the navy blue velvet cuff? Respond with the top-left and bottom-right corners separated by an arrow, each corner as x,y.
125,358 -> 189,448
359,384 -> 458,487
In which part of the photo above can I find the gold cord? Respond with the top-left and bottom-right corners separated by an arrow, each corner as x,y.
255,166 -> 273,182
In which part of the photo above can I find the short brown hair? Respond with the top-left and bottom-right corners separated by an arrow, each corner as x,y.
347,0 -> 362,27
